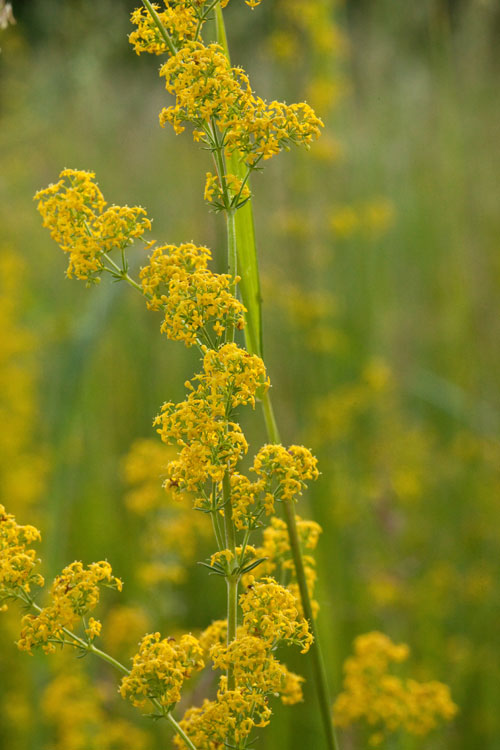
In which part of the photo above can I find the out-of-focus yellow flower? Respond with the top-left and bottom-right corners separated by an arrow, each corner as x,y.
333,632 -> 457,743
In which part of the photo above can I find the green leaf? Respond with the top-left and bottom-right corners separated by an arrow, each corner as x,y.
215,5 -> 263,358
229,162 -> 263,358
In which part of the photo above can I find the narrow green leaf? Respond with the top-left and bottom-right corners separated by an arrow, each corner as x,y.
215,5 -> 263,358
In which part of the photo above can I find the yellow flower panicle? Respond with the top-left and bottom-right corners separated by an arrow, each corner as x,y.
333,632 -> 458,745
129,1 -> 264,59
229,472 -> 272,530
210,634 -> 304,704
35,169 -> 151,282
245,515 -> 322,616
155,398 -> 248,490
154,344 -> 267,497
204,171 -> 251,210
129,3 -> 197,55
159,42 -> 323,163
140,243 -> 246,346
0,505 -> 44,610
240,576 -> 313,653
120,631 -> 204,709
196,343 -> 269,410
253,443 -> 319,501
199,618 -> 246,658
18,561 -> 122,654
175,679 -> 272,750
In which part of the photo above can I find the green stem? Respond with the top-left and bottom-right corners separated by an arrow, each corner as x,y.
225,209 -> 237,342
89,643 -> 130,675
261,395 -> 339,750
222,469 -> 238,690
166,713 -> 198,750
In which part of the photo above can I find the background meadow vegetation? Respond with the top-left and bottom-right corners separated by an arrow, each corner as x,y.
1,0 -> 499,747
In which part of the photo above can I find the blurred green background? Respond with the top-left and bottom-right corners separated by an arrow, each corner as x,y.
1,0 -> 499,748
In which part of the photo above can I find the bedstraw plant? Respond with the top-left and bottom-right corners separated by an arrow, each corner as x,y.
0,3 -> 457,749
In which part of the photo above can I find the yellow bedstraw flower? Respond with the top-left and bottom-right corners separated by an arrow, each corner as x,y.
0,505 -> 44,609
253,443 -> 319,501
155,344 -> 267,495
204,172 -> 251,210
140,243 -> 245,346
129,3 -> 197,55
333,632 -> 458,745
85,616 -> 102,640
199,619 -> 246,658
35,169 -> 151,281
210,635 -> 304,705
247,515 -> 322,616
155,398 -> 248,488
174,680 -> 272,750
195,343 -> 269,409
18,561 -> 122,654
120,632 -> 204,709
159,41 -> 322,163
240,576 -> 313,653
229,472 -> 272,530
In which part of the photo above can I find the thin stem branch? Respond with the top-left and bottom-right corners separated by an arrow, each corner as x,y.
22,597 -> 198,750
166,713 -> 198,750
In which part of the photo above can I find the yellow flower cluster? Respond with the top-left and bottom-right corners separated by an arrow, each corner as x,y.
240,576 -> 313,653
253,443 -> 319,501
177,578 -> 308,749
229,472 -> 273,530
175,681 -> 272,750
198,618 -> 245,657
18,561 -> 122,654
129,1 -> 263,59
333,632 -> 458,745
159,41 -> 323,164
156,398 -> 247,490
211,635 -> 303,701
129,3 -> 197,55
0,505 -> 43,609
155,343 -> 268,495
35,169 -> 151,281
120,631 -> 204,709
204,171 -> 251,210
195,342 -> 269,409
246,515 -> 322,616
140,243 -> 246,346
